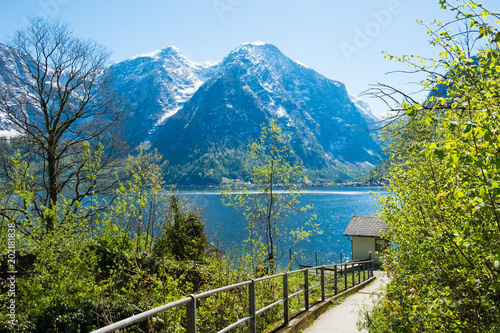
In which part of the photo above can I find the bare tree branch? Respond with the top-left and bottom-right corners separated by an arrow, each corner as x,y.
0,16 -> 127,235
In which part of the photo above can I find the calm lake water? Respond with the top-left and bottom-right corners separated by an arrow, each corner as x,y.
179,187 -> 387,269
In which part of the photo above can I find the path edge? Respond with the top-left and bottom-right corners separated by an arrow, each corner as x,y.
269,275 -> 377,333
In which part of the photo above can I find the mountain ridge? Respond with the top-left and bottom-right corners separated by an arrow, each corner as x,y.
108,45 -> 221,146
0,41 -> 383,185
143,42 -> 382,184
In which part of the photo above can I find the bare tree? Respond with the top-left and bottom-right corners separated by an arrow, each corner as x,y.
0,17 -> 127,236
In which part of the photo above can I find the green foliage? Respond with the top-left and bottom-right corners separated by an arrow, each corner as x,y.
0,142 -> 311,332
167,146 -> 250,185
222,120 -> 320,273
305,163 -> 371,184
0,146 -> 205,332
0,142 -> 108,247
360,158 -> 391,183
362,2 -> 500,332
166,144 -> 374,186
111,148 -> 171,253
155,195 -> 207,262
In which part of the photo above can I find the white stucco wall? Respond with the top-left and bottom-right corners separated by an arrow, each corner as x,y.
352,236 -> 383,266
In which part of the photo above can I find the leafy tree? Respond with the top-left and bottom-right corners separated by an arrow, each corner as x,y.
0,146 -> 200,332
362,1 -> 500,331
0,142 -> 115,332
111,148 -> 169,253
0,17 -> 125,236
222,120 -> 319,273
155,195 -> 207,262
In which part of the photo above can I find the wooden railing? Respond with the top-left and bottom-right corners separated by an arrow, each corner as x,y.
91,259 -> 374,333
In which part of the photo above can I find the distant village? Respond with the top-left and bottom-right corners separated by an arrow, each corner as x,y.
175,178 -> 386,189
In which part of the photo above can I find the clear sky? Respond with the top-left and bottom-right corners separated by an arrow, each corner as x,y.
1,0 -> 499,116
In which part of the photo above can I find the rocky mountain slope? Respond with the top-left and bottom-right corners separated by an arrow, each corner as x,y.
108,46 -> 220,146
146,43 -> 382,184
0,42 -> 382,185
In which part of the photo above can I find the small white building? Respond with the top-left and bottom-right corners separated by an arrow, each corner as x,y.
343,215 -> 388,267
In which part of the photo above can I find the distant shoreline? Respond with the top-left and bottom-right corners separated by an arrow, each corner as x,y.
168,181 -> 386,190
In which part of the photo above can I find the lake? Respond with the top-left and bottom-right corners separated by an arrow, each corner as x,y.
179,187 -> 387,269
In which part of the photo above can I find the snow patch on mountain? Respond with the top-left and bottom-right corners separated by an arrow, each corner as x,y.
275,106 -> 288,118
293,60 -> 310,69
0,128 -> 19,138
349,94 -> 380,122
241,41 -> 267,46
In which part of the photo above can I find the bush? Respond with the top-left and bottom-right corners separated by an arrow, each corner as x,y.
361,2 -> 500,332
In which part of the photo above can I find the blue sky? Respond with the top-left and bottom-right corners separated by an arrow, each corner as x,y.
1,0 -> 499,116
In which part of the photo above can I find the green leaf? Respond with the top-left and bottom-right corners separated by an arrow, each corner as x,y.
433,149 -> 446,160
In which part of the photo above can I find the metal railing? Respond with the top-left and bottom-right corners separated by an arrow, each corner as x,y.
91,259 -> 374,333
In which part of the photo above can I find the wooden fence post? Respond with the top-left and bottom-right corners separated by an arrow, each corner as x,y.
321,266 -> 325,301
344,263 -> 347,291
334,264 -> 338,295
351,263 -> 356,287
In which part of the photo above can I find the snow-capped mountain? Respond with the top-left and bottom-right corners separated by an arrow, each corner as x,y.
0,41 -> 383,184
0,44 -> 29,138
108,46 -> 220,146
148,42 -> 382,184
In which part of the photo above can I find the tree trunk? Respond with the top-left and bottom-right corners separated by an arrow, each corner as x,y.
47,147 -> 58,232
268,158 -> 275,273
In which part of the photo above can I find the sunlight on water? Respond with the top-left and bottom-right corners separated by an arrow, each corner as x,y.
179,187 -> 387,269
